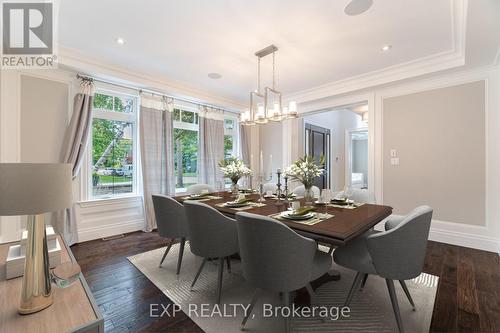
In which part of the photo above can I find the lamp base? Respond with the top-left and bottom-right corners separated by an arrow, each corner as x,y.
18,214 -> 53,315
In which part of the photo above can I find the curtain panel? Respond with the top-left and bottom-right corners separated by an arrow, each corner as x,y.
139,94 -> 175,231
197,106 -> 224,187
57,78 -> 95,245
240,124 -> 251,167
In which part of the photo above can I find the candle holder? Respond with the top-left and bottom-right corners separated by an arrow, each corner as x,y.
283,175 -> 289,206
257,172 -> 272,202
275,169 -> 284,206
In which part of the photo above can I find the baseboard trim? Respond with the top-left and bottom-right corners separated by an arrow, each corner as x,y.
375,216 -> 500,254
77,219 -> 145,243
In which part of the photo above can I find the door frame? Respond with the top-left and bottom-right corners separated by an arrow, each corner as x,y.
304,123 -> 331,189
345,127 -> 368,189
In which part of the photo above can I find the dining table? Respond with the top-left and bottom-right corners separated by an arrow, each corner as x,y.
174,190 -> 393,304
174,191 -> 393,247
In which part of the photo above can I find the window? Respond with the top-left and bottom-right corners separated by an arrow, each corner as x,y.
174,108 -> 199,191
173,108 -> 239,192
88,90 -> 138,199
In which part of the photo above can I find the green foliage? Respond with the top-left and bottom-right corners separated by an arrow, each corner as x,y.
92,119 -> 132,168
224,135 -> 233,158
174,128 -> 198,173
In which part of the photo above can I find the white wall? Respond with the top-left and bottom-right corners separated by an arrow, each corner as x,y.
284,64 -> 500,253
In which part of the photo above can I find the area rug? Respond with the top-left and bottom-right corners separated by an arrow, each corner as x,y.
128,243 -> 438,333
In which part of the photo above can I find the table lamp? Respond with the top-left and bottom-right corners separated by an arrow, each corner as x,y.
0,163 -> 72,314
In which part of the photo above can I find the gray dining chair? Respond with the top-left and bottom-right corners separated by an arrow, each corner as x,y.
349,188 -> 376,204
183,201 -> 239,304
333,206 -> 433,333
236,212 -> 332,332
186,183 -> 215,195
152,195 -> 189,274
292,185 -> 321,198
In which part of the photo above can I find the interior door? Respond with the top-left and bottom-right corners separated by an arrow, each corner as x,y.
305,123 -> 331,189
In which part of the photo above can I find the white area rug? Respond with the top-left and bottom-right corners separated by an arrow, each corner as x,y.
128,243 -> 438,333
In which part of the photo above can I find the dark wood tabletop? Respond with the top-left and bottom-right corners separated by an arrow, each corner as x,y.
175,192 -> 392,246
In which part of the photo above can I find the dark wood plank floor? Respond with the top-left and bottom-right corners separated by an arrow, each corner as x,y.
71,231 -> 500,333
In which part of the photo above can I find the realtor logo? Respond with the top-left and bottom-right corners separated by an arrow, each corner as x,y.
1,1 -> 57,68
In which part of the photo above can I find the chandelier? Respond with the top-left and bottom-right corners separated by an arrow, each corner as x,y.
240,45 -> 298,125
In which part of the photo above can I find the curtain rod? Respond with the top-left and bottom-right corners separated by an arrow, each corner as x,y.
76,73 -> 241,116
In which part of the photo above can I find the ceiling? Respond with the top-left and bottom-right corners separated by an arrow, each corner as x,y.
58,0 -> 500,107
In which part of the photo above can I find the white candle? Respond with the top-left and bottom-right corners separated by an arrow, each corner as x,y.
260,150 -> 264,176
269,154 -> 273,175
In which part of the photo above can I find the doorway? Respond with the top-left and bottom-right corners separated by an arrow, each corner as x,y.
304,123 -> 331,189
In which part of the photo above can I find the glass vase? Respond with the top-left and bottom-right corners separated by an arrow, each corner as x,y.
304,184 -> 314,205
231,180 -> 239,197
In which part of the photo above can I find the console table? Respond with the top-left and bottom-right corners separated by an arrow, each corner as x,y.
0,236 -> 103,333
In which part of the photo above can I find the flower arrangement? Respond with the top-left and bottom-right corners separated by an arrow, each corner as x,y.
218,157 -> 252,185
284,155 -> 325,190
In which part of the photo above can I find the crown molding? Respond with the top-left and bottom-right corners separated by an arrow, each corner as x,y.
57,46 -> 246,112
285,0 -> 468,104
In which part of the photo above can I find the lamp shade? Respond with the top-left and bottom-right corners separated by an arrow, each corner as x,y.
0,163 -> 73,216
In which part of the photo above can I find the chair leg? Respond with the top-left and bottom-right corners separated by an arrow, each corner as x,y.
328,246 -> 334,255
226,256 -> 231,273
399,280 -> 416,311
344,272 -> 363,307
241,289 -> 260,329
360,274 -> 368,290
386,279 -> 404,333
159,239 -> 175,267
306,283 -> 315,297
283,291 -> 291,333
176,237 -> 186,275
216,257 -> 225,304
190,258 -> 207,291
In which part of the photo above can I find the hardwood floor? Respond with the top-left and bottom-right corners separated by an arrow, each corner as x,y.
71,231 -> 500,333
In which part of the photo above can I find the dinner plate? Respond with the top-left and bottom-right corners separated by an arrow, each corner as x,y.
280,211 -> 315,220
225,201 -> 251,208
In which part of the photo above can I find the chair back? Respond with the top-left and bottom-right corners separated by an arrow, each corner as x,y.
292,185 -> 321,198
350,189 -> 376,204
186,184 -> 215,195
262,183 -> 277,193
236,212 -> 317,292
152,195 -> 188,239
183,201 -> 238,258
367,206 -> 433,280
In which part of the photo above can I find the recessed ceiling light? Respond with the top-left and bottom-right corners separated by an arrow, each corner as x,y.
208,72 -> 222,79
382,45 -> 392,52
344,0 -> 373,16
116,37 -> 125,45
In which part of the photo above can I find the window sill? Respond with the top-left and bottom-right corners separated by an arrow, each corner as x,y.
78,194 -> 143,208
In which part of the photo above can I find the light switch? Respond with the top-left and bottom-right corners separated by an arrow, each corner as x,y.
390,149 -> 397,157
390,157 -> 400,166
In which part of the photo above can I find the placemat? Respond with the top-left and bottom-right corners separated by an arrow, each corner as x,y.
328,202 -> 365,209
182,195 -> 223,202
268,212 -> 334,225
215,202 -> 266,211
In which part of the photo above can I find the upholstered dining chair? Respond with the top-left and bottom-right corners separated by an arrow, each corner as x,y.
183,201 -> 239,304
235,212 -> 332,332
262,182 -> 277,193
152,195 -> 189,274
186,183 -> 215,195
333,206 -> 433,333
292,185 -> 321,198
349,188 -> 376,204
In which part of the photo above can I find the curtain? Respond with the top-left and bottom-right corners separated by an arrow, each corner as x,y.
197,106 -> 224,187
57,78 -> 95,245
240,124 -> 251,166
140,94 -> 174,231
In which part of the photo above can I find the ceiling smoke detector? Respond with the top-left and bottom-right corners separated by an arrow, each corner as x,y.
344,0 -> 373,16
208,73 -> 222,79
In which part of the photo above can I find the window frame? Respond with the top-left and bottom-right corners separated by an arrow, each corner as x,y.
81,87 -> 140,202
